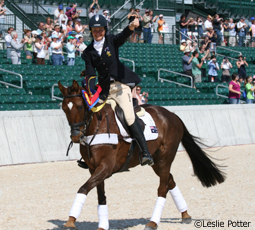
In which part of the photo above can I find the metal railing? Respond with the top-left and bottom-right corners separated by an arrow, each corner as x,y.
0,68 -> 23,89
109,0 -> 131,19
51,83 -> 63,101
216,84 -> 245,103
173,26 -> 197,44
158,68 -> 193,88
119,57 -> 135,72
216,46 -> 242,56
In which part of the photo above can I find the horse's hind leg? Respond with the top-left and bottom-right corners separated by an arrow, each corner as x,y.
168,173 -> 192,224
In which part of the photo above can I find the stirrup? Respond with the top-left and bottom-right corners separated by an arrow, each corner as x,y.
77,158 -> 89,169
141,154 -> 154,166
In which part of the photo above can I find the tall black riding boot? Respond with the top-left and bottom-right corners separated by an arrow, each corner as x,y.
128,118 -> 154,166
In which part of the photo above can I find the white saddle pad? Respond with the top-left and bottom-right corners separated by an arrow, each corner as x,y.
115,111 -> 158,143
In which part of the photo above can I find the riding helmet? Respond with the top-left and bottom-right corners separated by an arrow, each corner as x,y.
89,14 -> 107,32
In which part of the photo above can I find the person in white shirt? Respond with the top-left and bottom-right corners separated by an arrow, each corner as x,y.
66,36 -> 75,66
204,15 -> 213,31
51,34 -> 63,65
54,4 -> 63,22
88,0 -> 100,19
229,18 -> 236,47
5,27 -> 14,59
52,25 -> 64,44
75,19 -> 88,38
77,36 -> 87,53
237,17 -> 247,47
221,57 -> 232,82
58,10 -> 68,28
10,31 -> 28,64
35,35 -> 45,65
103,10 -> 111,32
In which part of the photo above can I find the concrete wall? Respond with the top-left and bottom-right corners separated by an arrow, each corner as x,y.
1,104 -> 255,166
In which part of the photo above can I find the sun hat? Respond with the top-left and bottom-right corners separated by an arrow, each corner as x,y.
52,34 -> 58,39
181,39 -> 186,43
76,18 -> 81,22
145,9 -> 150,13
32,30 -> 39,35
207,15 -> 212,19
159,14 -> 163,18
187,40 -> 192,44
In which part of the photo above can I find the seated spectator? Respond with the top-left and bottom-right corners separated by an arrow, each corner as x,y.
157,14 -> 165,44
204,15 -> 213,31
221,57 -> 232,82
51,34 -> 63,65
10,31 -> 28,64
66,36 -> 75,66
23,29 -> 33,60
133,85 -> 148,105
237,17 -> 247,47
245,76 -> 255,104
182,47 -> 193,79
35,35 -> 45,65
192,50 -> 205,84
75,19 -> 88,38
5,27 -> 14,59
45,17 -> 54,34
236,54 -> 248,83
198,46 -> 210,80
200,35 -> 211,51
54,4 -> 63,22
228,18 -> 236,47
180,14 -> 190,40
77,35 -> 87,53
180,39 -> 187,51
88,0 -> 100,19
228,73 -> 241,104
207,55 -> 219,82
37,22 -> 45,35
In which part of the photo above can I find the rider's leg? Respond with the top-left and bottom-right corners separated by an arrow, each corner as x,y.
108,81 -> 154,166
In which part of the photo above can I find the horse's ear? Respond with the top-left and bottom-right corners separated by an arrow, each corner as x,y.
58,81 -> 67,96
72,80 -> 80,93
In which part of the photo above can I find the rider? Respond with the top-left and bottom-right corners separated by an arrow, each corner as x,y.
81,15 -> 154,166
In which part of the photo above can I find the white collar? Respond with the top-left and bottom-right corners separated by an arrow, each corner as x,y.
93,37 -> 105,47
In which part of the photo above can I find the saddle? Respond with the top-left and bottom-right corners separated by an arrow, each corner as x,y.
115,98 -> 145,137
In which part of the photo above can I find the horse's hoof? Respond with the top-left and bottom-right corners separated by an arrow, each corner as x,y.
144,226 -> 157,230
181,217 -> 192,224
63,227 -> 76,230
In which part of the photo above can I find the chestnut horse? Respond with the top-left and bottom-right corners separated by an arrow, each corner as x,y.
58,80 -> 225,230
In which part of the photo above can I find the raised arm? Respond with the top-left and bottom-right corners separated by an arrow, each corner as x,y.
11,40 -> 25,50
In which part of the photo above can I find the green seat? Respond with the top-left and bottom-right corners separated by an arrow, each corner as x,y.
0,104 -> 10,110
18,104 -> 34,110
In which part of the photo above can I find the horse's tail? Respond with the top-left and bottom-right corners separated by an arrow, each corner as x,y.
181,122 -> 226,188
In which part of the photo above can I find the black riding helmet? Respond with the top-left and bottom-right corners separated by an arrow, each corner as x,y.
89,14 -> 107,32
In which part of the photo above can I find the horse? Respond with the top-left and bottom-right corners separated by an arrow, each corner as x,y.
58,80 -> 225,230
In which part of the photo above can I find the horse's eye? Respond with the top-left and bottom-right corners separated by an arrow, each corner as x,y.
79,105 -> 83,111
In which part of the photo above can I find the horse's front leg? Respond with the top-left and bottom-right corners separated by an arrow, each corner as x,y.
64,160 -> 114,229
96,181 -> 109,230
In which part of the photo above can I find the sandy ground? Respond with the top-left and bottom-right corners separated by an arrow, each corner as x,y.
0,144 -> 255,230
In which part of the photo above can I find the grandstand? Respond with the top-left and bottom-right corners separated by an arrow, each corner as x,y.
0,0 -> 254,111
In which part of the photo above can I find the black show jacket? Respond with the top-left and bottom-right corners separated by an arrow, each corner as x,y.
81,26 -> 141,100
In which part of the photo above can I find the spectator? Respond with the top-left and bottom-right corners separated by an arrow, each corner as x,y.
77,35 -> 87,53
143,9 -> 152,43
182,47 -> 193,79
58,10 -> 68,28
88,0 -> 100,19
102,10 -> 111,32
188,17 -> 196,35
249,19 -> 255,47
54,4 -> 63,21
180,14 -> 190,40
23,29 -> 33,60
204,15 -> 213,31
148,10 -> 158,43
5,27 -> 14,59
192,50 -> 205,83
66,20 -> 73,34
75,19 -> 87,38
65,6 -> 73,22
42,31 -> 50,61
228,73 -> 241,104
133,85 -> 148,105
245,76 -> 255,104
51,34 -> 63,65
212,14 -> 223,46
236,54 -> 248,83
45,17 -> 54,34
180,39 -> 187,51
35,35 -> 45,65
134,9 -> 143,43
186,40 -> 197,52
31,30 -> 38,63
37,22 -> 45,35
70,3 -> 82,23
52,25 -> 64,44
200,35 -> 211,51
157,14 -> 165,44
0,0 -> 7,40
237,17 -> 247,47
229,18 -> 236,47
207,27 -> 217,43
127,8 -> 137,43
207,55 -> 219,82
10,31 -> 28,64
197,17 -> 204,37
198,46 -> 210,80
221,57 -> 232,82
66,36 -> 75,66
223,19 -> 230,45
